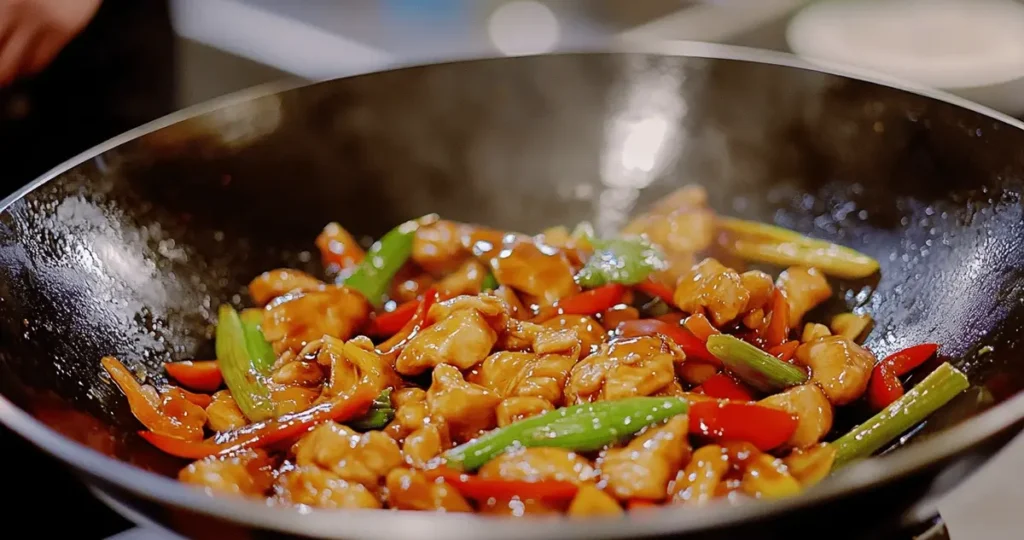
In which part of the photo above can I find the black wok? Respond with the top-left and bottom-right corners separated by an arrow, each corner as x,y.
1,43 -> 1024,539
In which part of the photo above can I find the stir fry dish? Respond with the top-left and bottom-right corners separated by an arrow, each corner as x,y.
101,185 -> 969,515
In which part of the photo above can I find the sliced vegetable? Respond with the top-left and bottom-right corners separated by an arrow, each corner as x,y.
164,361 -> 222,392
348,389 -> 395,431
706,334 -> 808,392
700,373 -> 755,401
140,386 -> 375,459
102,356 -> 203,441
366,299 -> 419,337
767,340 -> 800,362
216,305 -> 275,422
717,217 -> 879,279
832,362 -> 969,469
575,236 -> 665,288
424,466 -> 579,500
616,319 -> 720,365
377,288 -> 441,356
867,343 -> 941,410
175,387 -> 214,408
481,271 -> 499,291
534,283 -> 626,321
343,219 -> 419,307
445,396 -> 688,471
684,314 -> 720,343
634,278 -> 676,307
239,308 -> 276,373
689,401 -> 797,451
764,289 -> 790,348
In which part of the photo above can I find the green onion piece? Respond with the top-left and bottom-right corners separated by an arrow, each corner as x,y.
481,271 -> 499,291
348,389 -> 394,431
575,236 -> 666,288
445,396 -> 688,471
216,305 -> 275,421
343,220 -> 418,307
718,217 -> 879,279
239,309 -> 275,374
832,362 -> 969,469
706,334 -> 808,392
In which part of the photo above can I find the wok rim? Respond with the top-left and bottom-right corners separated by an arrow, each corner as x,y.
2,41 -> 1023,539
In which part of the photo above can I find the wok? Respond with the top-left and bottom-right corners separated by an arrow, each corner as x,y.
1,43 -> 1024,539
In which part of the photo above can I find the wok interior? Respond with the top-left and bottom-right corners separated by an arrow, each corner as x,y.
2,53 -> 1024,477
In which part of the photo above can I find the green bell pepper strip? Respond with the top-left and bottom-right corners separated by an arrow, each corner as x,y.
348,389 -> 395,431
481,271 -> 499,291
575,236 -> 666,288
342,219 -> 419,308
706,334 -> 809,393
831,362 -> 968,469
444,396 -> 688,471
239,309 -> 276,374
216,305 -> 276,422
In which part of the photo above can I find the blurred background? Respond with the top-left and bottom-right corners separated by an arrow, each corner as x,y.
1,0 -> 1023,538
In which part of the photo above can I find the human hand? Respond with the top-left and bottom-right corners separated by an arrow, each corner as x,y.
0,0 -> 103,86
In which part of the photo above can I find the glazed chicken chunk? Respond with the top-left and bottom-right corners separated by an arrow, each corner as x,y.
261,286 -> 370,355
292,421 -> 403,489
600,415 -> 691,500
796,336 -> 876,406
674,258 -> 751,326
179,449 -> 274,497
565,335 -> 684,404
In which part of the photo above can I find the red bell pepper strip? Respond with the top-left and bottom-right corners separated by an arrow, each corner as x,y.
700,373 -> 755,401
767,340 -> 800,362
763,289 -> 790,348
376,288 -> 441,356
616,319 -> 720,365
558,283 -> 627,316
688,401 -> 797,451
175,387 -> 213,408
366,298 -> 420,337
634,278 -> 675,307
424,466 -> 579,500
164,361 -> 223,393
867,343 -> 940,410
102,357 -> 204,442
139,386 -> 375,459
683,314 -> 720,342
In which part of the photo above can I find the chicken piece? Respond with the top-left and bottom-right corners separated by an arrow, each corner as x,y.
385,392 -> 430,442
600,415 -> 691,500
678,361 -> 718,386
496,396 -> 554,427
292,422 -> 403,489
600,305 -> 640,332
783,443 -> 837,487
795,336 -> 876,406
386,468 -> 473,512
437,259 -> 489,296
426,364 -> 501,442
740,270 -> 774,312
742,309 -> 767,332
802,323 -> 831,342
674,258 -> 750,326
205,390 -> 247,432
542,315 -> 605,355
777,267 -> 832,327
261,286 -> 370,355
740,453 -> 801,499
270,386 -> 320,415
248,269 -> 324,306
275,465 -> 381,509
403,423 -> 450,468
625,186 -> 716,253
565,335 -> 683,404
388,263 -> 435,304
472,351 -> 577,405
568,485 -> 624,517
271,360 -> 324,387
310,335 -> 399,398
179,449 -> 274,497
831,312 -> 872,342
411,219 -> 473,277
396,309 -> 498,376
669,444 -> 730,505
478,447 -> 596,515
489,239 -> 579,306
759,384 -> 833,449
487,285 -> 527,320
315,222 -> 365,274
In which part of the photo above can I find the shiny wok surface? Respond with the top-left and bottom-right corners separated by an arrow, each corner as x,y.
1,43 -> 1024,539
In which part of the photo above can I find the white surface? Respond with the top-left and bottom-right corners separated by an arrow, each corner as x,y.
786,0 -> 1024,115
